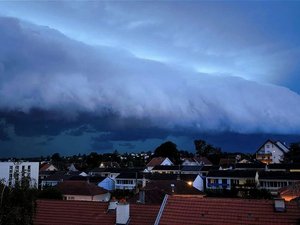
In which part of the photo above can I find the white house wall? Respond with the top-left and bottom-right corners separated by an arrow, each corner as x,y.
259,141 -> 285,163
98,177 -> 115,191
161,158 -> 173,166
193,175 -> 204,191
0,162 -> 39,188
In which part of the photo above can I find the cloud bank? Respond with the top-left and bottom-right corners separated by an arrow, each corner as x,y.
1,16 -> 300,138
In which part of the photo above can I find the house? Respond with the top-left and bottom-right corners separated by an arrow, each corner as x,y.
0,161 -> 39,188
147,173 -> 203,192
151,165 -> 180,174
88,167 -> 107,176
219,157 -> 236,168
40,171 -> 88,189
199,165 -> 218,176
256,139 -> 289,164
154,195 -> 300,225
94,176 -> 115,191
234,162 -> 266,171
181,157 -> 212,166
40,171 -> 66,189
206,170 -> 257,190
57,180 -> 111,202
267,163 -> 300,172
89,167 -> 144,181
180,165 -> 202,174
39,162 -> 58,172
34,199 -> 160,225
67,163 -> 78,172
138,179 -> 203,204
146,157 -> 173,171
258,171 -> 300,194
115,172 -> 144,190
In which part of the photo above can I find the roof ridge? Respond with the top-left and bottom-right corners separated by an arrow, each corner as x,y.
154,194 -> 168,225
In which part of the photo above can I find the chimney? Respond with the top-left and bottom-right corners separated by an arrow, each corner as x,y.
142,174 -> 146,188
116,199 -> 130,225
274,198 -> 286,212
108,197 -> 118,210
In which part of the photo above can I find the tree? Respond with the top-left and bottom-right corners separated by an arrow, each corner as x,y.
154,141 -> 180,164
86,152 -> 102,169
0,181 -> 38,225
51,153 -> 61,162
194,139 -> 221,157
284,142 -> 300,163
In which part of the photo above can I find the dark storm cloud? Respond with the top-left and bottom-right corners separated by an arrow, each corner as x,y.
118,143 -> 136,150
1,16 -> 300,138
0,120 -> 10,141
64,125 -> 96,136
90,136 -> 113,151
92,128 -> 170,142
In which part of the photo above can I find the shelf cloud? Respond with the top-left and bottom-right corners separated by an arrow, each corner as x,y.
1,16 -> 300,137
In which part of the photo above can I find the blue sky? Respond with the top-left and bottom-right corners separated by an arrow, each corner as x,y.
0,1 -> 300,157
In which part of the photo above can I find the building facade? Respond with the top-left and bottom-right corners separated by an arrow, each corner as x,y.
0,161 -> 39,188
256,140 -> 289,164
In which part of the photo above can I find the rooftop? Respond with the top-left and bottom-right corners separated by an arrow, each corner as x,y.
57,180 -> 108,196
157,195 -> 300,225
34,199 -> 160,225
147,157 -> 170,167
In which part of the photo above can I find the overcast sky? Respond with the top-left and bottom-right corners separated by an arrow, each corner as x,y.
0,1 -> 300,157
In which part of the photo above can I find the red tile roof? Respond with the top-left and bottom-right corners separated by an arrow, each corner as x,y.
158,195 -> 300,225
34,200 -> 160,225
40,163 -> 57,171
194,157 -> 212,165
57,180 -> 108,196
130,204 -> 160,225
147,157 -> 168,167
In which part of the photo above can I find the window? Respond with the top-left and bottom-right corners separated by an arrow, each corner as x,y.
22,166 -> 25,177
232,179 -> 239,185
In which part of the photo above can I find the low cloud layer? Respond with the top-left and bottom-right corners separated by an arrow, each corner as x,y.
1,16 -> 300,138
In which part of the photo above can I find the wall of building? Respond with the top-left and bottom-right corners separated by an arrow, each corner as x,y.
64,193 -> 111,202
98,177 -> 115,191
0,162 -> 39,188
257,141 -> 285,164
193,175 -> 204,191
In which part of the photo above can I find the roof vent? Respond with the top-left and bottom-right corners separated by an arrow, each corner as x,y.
274,199 -> 286,212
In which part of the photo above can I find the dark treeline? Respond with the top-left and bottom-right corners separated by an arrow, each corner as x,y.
2,140 -> 300,168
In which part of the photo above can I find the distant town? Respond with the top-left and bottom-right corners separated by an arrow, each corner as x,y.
0,139 -> 300,225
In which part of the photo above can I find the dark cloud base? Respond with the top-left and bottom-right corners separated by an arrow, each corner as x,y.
0,108 -> 300,157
